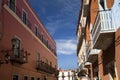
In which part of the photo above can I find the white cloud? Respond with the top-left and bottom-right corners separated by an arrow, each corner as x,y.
56,39 -> 77,55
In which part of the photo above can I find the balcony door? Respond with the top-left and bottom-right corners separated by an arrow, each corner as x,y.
12,38 -> 21,57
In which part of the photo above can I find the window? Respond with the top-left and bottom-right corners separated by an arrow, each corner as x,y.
46,40 -> 48,47
46,59 -> 48,64
22,10 -> 27,24
24,76 -> 28,80
50,62 -> 52,67
9,0 -> 16,12
12,38 -> 20,57
37,53 -> 40,67
31,77 -> 34,80
41,35 -> 44,42
37,78 -> 40,80
34,26 -> 38,36
100,0 -> 105,9
37,53 -> 40,61
12,75 -> 19,80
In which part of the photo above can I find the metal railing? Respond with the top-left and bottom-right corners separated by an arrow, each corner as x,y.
36,60 -> 56,74
86,42 -> 90,60
1,48 -> 30,64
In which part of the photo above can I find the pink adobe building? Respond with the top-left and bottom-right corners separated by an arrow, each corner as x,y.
0,0 -> 58,80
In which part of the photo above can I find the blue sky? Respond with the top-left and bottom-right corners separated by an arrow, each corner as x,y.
29,0 -> 80,70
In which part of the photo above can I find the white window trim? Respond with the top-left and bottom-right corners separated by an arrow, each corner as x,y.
12,35 -> 22,49
24,75 -> 28,80
34,24 -> 38,36
98,0 -> 108,10
30,76 -> 35,80
22,9 -> 28,24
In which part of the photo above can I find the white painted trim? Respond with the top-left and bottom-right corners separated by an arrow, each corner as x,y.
98,0 -> 107,10
12,35 -> 22,49
22,9 -> 28,25
8,0 -> 16,13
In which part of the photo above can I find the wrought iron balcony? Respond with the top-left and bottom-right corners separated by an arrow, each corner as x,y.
10,49 -> 29,64
1,49 -> 30,64
91,10 -> 115,50
36,60 -> 56,74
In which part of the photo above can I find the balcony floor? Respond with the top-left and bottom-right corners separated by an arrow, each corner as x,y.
87,54 -> 98,63
93,32 -> 115,50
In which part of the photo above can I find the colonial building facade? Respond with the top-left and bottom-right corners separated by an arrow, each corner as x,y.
76,0 -> 120,80
0,0 -> 57,80
58,69 -> 77,80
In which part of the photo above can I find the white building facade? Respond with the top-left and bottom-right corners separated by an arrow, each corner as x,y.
58,70 -> 77,80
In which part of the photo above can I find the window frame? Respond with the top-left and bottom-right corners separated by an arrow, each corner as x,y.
37,77 -> 40,80
31,76 -> 34,80
24,75 -> 28,80
12,74 -> 19,80
34,25 -> 38,36
9,0 -> 16,12
22,9 -> 27,25
11,37 -> 21,57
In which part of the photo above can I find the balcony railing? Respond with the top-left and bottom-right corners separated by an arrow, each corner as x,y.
10,49 -> 28,64
86,42 -> 90,59
86,42 -> 100,63
79,62 -> 84,71
36,60 -> 56,74
91,10 -> 115,50
4,1 -> 57,56
1,49 -> 29,64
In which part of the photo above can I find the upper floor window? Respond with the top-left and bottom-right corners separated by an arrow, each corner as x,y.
12,75 -> 19,80
24,76 -> 28,80
34,26 -> 38,36
50,62 -> 52,66
31,77 -> 34,80
9,0 -> 16,12
46,40 -> 48,47
46,59 -> 48,64
37,53 -> 40,61
22,10 -> 27,24
11,38 -> 20,57
37,78 -> 40,80
41,34 -> 44,42
100,0 -> 105,9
